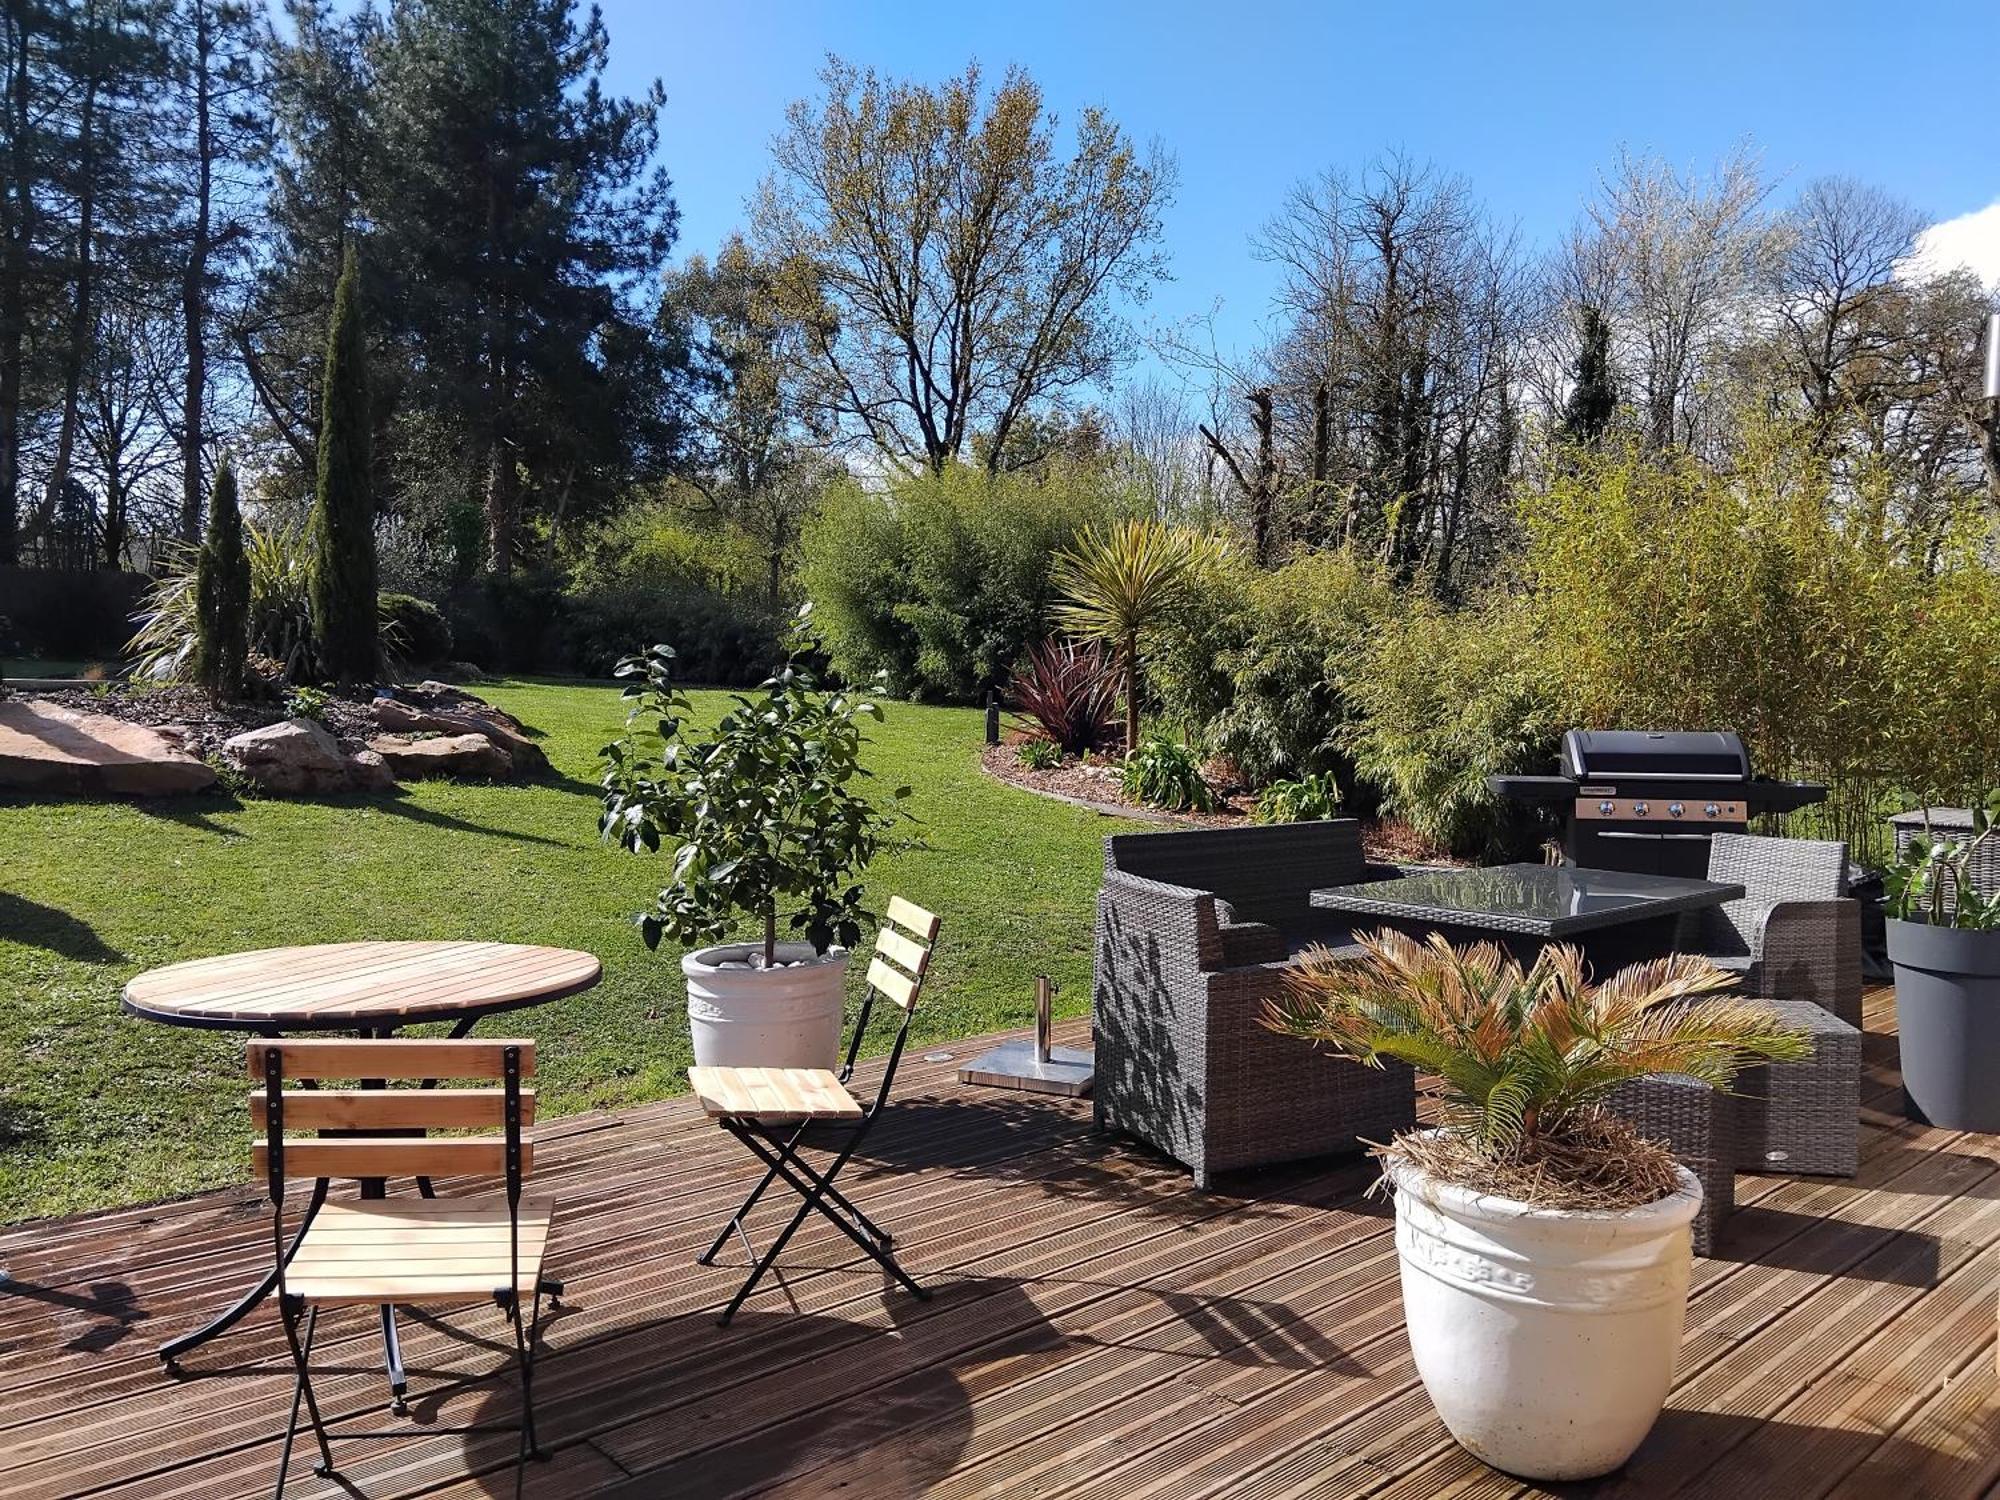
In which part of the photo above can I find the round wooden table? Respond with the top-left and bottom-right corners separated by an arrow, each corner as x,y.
123,940 -> 602,1033
123,940 -> 602,1401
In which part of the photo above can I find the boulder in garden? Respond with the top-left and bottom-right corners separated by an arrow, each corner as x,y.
220,718 -> 379,795
367,732 -> 512,780
0,698 -> 217,796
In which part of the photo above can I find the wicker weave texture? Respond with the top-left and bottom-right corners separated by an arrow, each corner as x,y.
1732,999 -> 1860,1177
1605,1072 -> 1735,1256
1092,825 -> 1416,1189
1689,834 -> 1863,1026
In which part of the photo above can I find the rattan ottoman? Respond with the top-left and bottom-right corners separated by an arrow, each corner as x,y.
1732,999 -> 1860,1177
1606,1072 -> 1735,1256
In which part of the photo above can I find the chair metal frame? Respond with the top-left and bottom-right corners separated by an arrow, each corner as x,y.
696,899 -> 941,1326
254,1039 -> 549,1500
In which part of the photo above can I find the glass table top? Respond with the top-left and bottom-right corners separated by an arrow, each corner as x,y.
1309,862 -> 1744,937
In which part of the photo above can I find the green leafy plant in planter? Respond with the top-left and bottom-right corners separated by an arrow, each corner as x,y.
1881,792 -> 2000,1133
1265,931 -> 1806,1480
1884,794 -> 2000,929
1119,734 -> 1216,813
599,610 -> 911,966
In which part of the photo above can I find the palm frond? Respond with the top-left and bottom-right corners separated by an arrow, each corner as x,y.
1264,935 -> 1809,1156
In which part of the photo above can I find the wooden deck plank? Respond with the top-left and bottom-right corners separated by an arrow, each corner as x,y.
2,990 -> 1995,1500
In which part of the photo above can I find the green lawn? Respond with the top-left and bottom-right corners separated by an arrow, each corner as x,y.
0,679 -> 1137,1224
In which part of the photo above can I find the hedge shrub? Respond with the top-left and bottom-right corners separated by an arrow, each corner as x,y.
801,463 -> 1113,702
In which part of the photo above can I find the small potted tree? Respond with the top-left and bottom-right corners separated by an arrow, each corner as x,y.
1266,933 -> 1806,1481
1884,794 -> 2000,1132
600,612 -> 909,1069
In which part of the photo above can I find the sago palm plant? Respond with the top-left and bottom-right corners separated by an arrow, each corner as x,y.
1265,930 -> 1810,1205
1051,517 -> 1228,756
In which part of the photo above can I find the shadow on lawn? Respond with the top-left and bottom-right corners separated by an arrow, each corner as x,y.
0,891 -> 125,962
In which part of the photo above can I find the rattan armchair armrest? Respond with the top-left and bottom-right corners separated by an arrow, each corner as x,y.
1099,868 -> 1226,972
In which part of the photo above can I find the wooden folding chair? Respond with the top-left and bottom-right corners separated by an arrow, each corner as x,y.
249,1038 -> 556,1499
689,897 -> 941,1326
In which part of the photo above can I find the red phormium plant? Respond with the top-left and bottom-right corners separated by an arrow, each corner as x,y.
1009,639 -> 1122,755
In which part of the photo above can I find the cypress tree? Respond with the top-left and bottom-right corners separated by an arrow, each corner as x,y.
1561,305 -> 1619,446
307,244 -> 378,683
193,457 -> 249,701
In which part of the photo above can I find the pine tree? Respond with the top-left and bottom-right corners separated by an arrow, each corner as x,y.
194,454 -> 248,700
1562,305 -> 1619,446
307,243 -> 377,682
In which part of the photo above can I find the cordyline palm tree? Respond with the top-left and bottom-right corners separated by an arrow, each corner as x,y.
1265,930 -> 1810,1173
1051,518 -> 1228,755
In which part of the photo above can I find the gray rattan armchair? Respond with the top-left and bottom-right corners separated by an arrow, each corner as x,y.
1679,833 -> 1863,1026
1092,823 -> 1417,1189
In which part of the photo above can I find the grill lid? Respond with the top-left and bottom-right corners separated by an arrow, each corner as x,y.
1562,730 -> 1750,782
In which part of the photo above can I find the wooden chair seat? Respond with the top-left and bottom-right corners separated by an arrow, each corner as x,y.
688,1065 -> 865,1124
285,1194 -> 558,1307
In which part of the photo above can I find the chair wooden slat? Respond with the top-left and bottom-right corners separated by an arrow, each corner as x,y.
249,1088 -> 533,1131
865,956 -> 919,1010
246,1038 -> 536,1081
252,1136 -> 530,1180
874,924 -> 930,976
886,895 -> 941,942
688,1065 -> 864,1122
282,1195 -> 556,1307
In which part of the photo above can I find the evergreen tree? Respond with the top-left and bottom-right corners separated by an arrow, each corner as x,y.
1562,305 -> 1619,446
307,244 -> 377,682
368,0 -> 680,573
193,454 -> 248,699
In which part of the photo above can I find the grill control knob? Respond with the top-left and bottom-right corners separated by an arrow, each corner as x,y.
1633,801 -> 1649,817
1704,803 -> 1720,818
1598,800 -> 1615,816
1668,802 -> 1684,818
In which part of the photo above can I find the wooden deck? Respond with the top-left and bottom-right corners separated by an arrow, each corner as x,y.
1,984 -> 1995,1499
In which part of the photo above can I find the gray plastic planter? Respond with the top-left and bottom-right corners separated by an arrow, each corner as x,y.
1885,917 -> 2000,1132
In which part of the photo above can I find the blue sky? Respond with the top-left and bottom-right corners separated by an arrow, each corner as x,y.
607,1 -> 1999,377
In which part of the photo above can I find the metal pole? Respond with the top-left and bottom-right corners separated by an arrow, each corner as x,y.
1984,312 -> 2000,401
1034,976 -> 1054,1064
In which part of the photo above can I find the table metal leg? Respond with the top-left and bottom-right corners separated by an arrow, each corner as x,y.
380,1303 -> 409,1414
158,1178 -> 328,1372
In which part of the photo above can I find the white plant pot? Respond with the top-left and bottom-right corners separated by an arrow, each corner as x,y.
1384,1150 -> 1702,1480
682,943 -> 849,1070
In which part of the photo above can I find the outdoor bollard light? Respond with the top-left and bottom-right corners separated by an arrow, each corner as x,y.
985,688 -> 1001,746
957,973 -> 1094,1096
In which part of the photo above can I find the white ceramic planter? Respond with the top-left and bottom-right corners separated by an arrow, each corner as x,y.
682,943 -> 849,1070
1384,1150 -> 1702,1481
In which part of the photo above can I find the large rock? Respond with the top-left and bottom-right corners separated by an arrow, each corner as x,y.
220,717 -> 396,795
372,686 -> 548,777
367,732 -> 512,780
0,698 -> 217,796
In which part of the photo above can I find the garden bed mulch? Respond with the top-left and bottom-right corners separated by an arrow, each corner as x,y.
978,740 -> 1459,866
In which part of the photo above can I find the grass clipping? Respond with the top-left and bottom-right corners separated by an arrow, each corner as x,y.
1381,1108 -> 1684,1212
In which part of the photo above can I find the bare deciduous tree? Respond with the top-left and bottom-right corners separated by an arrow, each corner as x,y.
753,57 -> 1174,474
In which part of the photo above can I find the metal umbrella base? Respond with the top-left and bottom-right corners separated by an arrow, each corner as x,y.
957,1038 -> 1094,1096
958,977 -> 1093,1097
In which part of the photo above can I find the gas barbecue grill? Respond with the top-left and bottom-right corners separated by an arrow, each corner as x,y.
1488,730 -> 1827,878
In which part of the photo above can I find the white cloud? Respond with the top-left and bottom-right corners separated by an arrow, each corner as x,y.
1906,199 -> 2000,288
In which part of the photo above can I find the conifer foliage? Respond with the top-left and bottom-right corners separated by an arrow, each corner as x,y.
307,245 -> 378,683
193,456 -> 249,700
